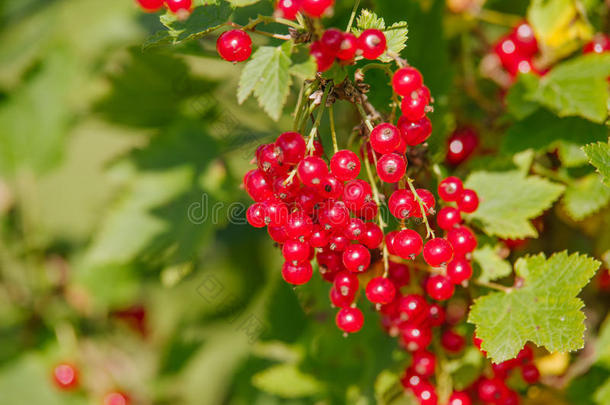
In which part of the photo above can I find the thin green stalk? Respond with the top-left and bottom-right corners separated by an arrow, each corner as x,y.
329,104 -> 338,153
406,177 -> 435,239
346,0 -> 361,32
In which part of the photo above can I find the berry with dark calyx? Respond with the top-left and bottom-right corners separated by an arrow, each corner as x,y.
441,330 -> 465,353
447,226 -> 477,256
411,350 -> 436,377
366,277 -> 396,305
334,271 -> 359,297
257,143 -> 284,174
361,222 -> 383,249
330,149 -> 361,181
584,33 -> 610,54
53,363 -> 79,390
272,175 -> 299,201
477,378 -> 507,404
521,363 -> 540,384
392,67 -> 423,97
285,211 -> 314,240
103,392 -> 130,405
336,306 -> 364,333
319,200 -> 350,230
282,239 -> 310,264
427,303 -> 445,326
377,153 -> 407,183
357,200 -> 378,221
457,189 -> 479,213
329,234 -> 350,251
516,344 -> 534,365
400,86 -> 430,121
136,0 -> 164,12
388,189 -> 416,219
343,179 -> 372,212
426,275 -> 454,301
301,0 -> 334,17
298,156 -> 328,186
337,32 -> 358,60
370,123 -> 401,154
438,176 -> 464,202
446,127 -> 478,165
398,294 -> 428,323
262,199 -> 288,227
276,132 -> 306,164
437,207 -> 462,230
446,258 -> 473,284
276,0 -> 302,19
343,244 -> 371,272
282,261 -> 313,285
344,217 -> 365,240
310,41 -> 335,72
388,261 -> 410,287
246,203 -> 266,228
320,28 -> 344,55
398,116 -> 432,146
423,238 -> 453,267
317,174 -> 343,200
330,286 -> 354,307
401,323 -> 432,351
448,391 -> 471,405
357,29 -> 387,59
393,229 -> 424,259
216,30 -> 252,62
412,189 -> 435,218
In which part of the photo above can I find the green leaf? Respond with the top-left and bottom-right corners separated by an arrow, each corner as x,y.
465,171 -> 565,239
375,370 -> 416,405
594,380 -> 610,405
237,42 -> 293,121
352,9 -> 408,62
225,0 -> 260,6
473,245 -> 513,283
502,109 -> 608,155
353,9 -> 386,31
252,363 -> 324,398
583,141 -> 610,186
563,174 -> 610,221
445,347 -> 485,390
289,56 -> 317,80
527,54 -> 610,123
468,251 -> 600,363
161,2 -> 233,43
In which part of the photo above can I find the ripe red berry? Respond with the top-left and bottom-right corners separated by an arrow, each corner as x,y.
392,67 -> 423,97
441,330 -> 466,353
512,21 -> 538,56
336,307 -> 364,333
437,207 -> 462,230
423,238 -> 453,267
366,277 -> 396,305
285,211 -> 314,240
217,30 -> 252,62
477,378 -> 507,403
388,261 -> 411,287
268,225 -> 289,243
244,169 -> 273,202
276,0 -> 302,19
319,200 -> 349,230
310,41 -> 335,72
320,28 -> 343,55
447,226 -> 477,256
426,275 -> 454,301
246,203 -> 266,228
301,0 -> 334,17
262,199 -> 288,227
521,363 -> 540,384
446,258 -> 473,284
494,36 -> 520,67
412,189 -> 435,218
414,381 -> 438,405
317,174 -> 344,200
438,176 -> 464,202
448,391 -> 471,405
343,179 -> 372,211
343,217 -> 365,240
584,33 -> 610,54
401,323 -> 432,351
330,286 -> 354,307
282,239 -> 310,264
427,303 -> 445,326
103,392 -> 130,405
337,32 -> 358,60
516,344 -> 534,364
411,350 -> 436,377
136,0 -> 164,12
400,86 -> 430,121
397,116 -> 432,146
53,363 -> 79,390
388,189 -> 416,219
457,189 -> 479,213
393,229 -> 424,259
282,261 -> 313,285
361,222 -> 383,249
330,149 -> 361,181
446,127 -> 478,165
257,143 -> 284,174
376,153 -> 407,183
357,29 -> 387,59
398,294 -> 428,324
342,244 -> 371,272
166,0 -> 192,13
334,271 -> 359,295
276,132 -> 306,164
370,123 -> 401,154
297,156 -> 328,186
309,224 -> 329,247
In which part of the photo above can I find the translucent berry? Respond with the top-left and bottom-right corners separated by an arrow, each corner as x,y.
584,33 -> 610,54
521,363 -> 540,384
320,28 -> 343,55
477,378 -> 506,403
216,30 -> 252,62
400,86 -> 430,121
441,329 -> 465,352
282,239 -> 310,264
401,323 -> 432,351
392,67 -> 423,97
257,143 -> 284,174
268,225 -> 289,243
397,116 -> 432,146
427,303 -> 445,326
426,275 -> 454,301
448,391 -> 471,405
317,174 -> 343,200
437,207 -> 462,230
342,244 -> 371,272
53,363 -> 79,390
262,199 -> 288,227
446,127 -> 478,165
310,41 -> 335,72
301,0 -> 334,17
343,179 -> 372,211
309,224 -> 329,247
282,261 -> 313,285
447,226 -> 477,256
398,294 -> 428,324
334,271 -> 359,297
423,238 -> 453,267
330,149 -> 361,181
276,132 -> 306,164
103,392 -> 131,405
370,123 -> 401,154
411,350 -> 436,377
166,0 -> 192,13
297,156 -> 329,186
414,381 -> 438,405
276,0 -> 302,19
336,307 -> 364,333
330,286 -> 354,307
385,230 -> 399,255
438,176 -> 464,202
388,262 -> 410,287
457,189 -> 479,213
136,0 -> 164,12
285,211 -> 314,239
446,258 -> 473,284
412,189 -> 435,217
244,169 -> 273,202
376,153 -> 407,183
393,229 -> 424,259
246,203 -> 266,228
337,32 -> 358,60
319,200 -> 349,230
512,21 -> 538,57
361,222 -> 383,249
329,234 -> 349,251
388,189 -> 416,219
366,277 -> 396,305
357,29 -> 387,59
344,217 -> 365,240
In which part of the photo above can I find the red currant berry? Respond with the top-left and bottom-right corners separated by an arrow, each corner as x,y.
376,153 -> 407,183
319,200 -> 349,230
411,350 -> 436,377
502,390 -> 520,405
53,363 -> 79,390
477,378 -> 506,403
244,169 -> 273,202
370,123 -> 401,154
385,230 -> 399,255
103,392 -> 130,405
516,344 -> 534,364
447,226 -> 477,256
297,156 -> 328,187
598,268 -> 610,290
401,323 -> 432,351
388,189 -> 416,219
584,33 -> 610,54
400,86 -> 430,121
268,225 -> 289,243
412,189 -> 435,218
446,127 -> 478,165
320,28 -> 343,55
366,277 -> 396,305
285,211 -> 314,240
334,271 -> 359,295
309,224 -> 329,248
301,0 -> 334,17
262,199 -> 288,227
272,175 -> 299,201
335,307 -> 364,333
521,363 -> 540,384
344,217 -> 365,240
446,258 -> 473,284
437,207 -> 462,230
438,176 -> 464,202
512,21 -> 538,56
393,229 -> 424,259
397,116 -> 432,146
388,261 -> 410,287
329,234 -> 350,251
257,143 -> 284,174
398,294 -> 428,324
441,330 -> 465,353
310,41 -> 335,72
282,239 -> 310,264
282,261 -> 313,285
357,29 -> 387,59
342,244 -> 371,272
426,275 -> 454,301
343,179 -> 372,211
414,381 -> 438,405
337,32 -> 358,60
423,238 -> 453,267
276,132 -> 306,164
317,174 -> 344,200
246,203 -> 266,228
330,286 -> 354,307
312,140 -> 325,156
361,222 -> 383,249
276,0 -> 302,19
492,361 -> 513,379
394,134 -> 407,154
136,0 -> 164,12
457,189 -> 479,213
330,149 -> 360,181
392,67 -> 423,97
448,391 -> 471,405
216,30 -> 252,62
166,0 -> 192,13
494,36 -> 520,67
427,303 -> 445,326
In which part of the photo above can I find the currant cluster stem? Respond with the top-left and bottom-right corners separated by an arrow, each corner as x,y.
406,177 -> 435,239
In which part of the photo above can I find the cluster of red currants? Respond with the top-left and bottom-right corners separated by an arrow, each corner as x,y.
583,33 -> 610,55
53,363 -> 131,405
135,0 -> 191,14
276,0 -> 335,19
493,21 -> 540,78
311,28 -> 388,72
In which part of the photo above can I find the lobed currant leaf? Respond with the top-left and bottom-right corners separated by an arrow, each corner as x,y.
583,140 -> 610,187
563,174 -> 610,221
468,251 -> 601,363
160,2 -> 234,43
464,170 -> 564,239
252,363 -> 324,398
289,57 -> 317,80
473,245 -> 512,284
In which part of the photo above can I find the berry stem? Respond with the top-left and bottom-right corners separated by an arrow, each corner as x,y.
355,102 -> 374,132
329,104 -> 339,153
406,177 -> 435,239
224,22 -> 291,40
474,279 -> 513,293
243,14 -> 303,30
345,0 -> 361,33
305,83 -> 333,155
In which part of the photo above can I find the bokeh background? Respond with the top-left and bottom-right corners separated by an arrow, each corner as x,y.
0,0 -> 609,404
